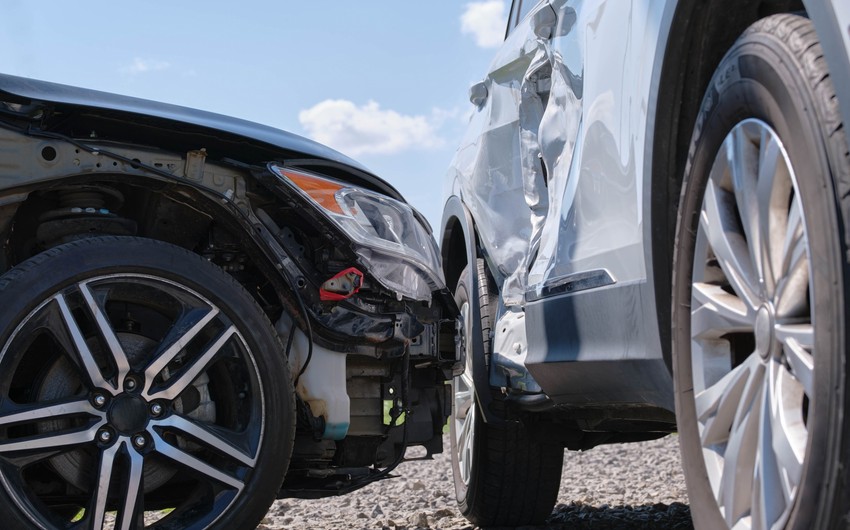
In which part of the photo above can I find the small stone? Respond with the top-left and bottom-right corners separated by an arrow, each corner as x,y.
409,512 -> 430,528
372,504 -> 384,518
410,480 -> 426,491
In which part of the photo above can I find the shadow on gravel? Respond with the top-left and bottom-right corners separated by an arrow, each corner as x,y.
528,501 -> 693,529
393,501 -> 693,529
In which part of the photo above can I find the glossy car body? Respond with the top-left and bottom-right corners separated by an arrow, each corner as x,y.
442,0 -> 850,527
0,74 -> 457,528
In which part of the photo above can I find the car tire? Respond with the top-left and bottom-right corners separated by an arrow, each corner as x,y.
450,259 -> 563,527
0,236 -> 295,530
673,14 -> 850,530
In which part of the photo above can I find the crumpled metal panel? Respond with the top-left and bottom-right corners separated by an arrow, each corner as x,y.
490,307 -> 543,392
529,0 -> 655,293
449,1 -> 559,307
449,0 -> 663,307
446,0 -> 667,393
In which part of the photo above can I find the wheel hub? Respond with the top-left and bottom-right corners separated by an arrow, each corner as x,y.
755,304 -> 775,359
108,394 -> 150,435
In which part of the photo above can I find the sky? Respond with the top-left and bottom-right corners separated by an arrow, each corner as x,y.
0,1 -> 510,232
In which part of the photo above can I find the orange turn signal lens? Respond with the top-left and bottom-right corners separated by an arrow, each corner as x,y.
274,167 -> 346,215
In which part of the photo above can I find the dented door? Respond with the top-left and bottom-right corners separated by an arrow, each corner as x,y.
448,0 -> 662,307
527,0 -> 658,296
447,0 -> 559,306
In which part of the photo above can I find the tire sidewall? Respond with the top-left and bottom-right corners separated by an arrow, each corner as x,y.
673,18 -> 847,530
0,237 -> 294,530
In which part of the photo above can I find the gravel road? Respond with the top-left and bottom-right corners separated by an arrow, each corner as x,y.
258,434 -> 692,529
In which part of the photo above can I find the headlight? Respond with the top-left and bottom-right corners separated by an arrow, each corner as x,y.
269,164 -> 442,302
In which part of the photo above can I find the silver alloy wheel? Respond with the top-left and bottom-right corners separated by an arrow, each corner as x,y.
453,300 -> 476,486
0,273 -> 264,529
691,119 -> 812,529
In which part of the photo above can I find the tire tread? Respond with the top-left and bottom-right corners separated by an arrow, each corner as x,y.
459,260 -> 564,527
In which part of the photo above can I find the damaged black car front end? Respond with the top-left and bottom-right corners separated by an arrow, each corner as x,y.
0,74 -> 458,529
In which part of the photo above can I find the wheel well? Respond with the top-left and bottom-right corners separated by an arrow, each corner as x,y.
650,0 -> 805,365
1,178 -> 288,321
441,215 -> 469,292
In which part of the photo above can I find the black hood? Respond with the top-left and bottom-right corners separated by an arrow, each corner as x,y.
0,73 -> 403,200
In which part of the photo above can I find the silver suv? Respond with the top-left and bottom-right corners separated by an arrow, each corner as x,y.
441,1 -> 850,528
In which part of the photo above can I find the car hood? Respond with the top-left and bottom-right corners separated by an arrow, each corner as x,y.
0,73 -> 403,200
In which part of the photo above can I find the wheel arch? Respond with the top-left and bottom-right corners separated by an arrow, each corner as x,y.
440,197 -> 471,293
648,0 -> 813,367
440,196 -> 504,423
0,174 -> 301,325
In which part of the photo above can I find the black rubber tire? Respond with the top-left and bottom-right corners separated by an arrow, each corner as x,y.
450,259 -> 564,527
672,15 -> 850,530
0,236 -> 296,530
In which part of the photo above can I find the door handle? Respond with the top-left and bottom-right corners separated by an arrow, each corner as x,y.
469,81 -> 488,107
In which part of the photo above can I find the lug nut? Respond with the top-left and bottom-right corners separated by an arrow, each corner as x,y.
150,403 -> 163,416
98,429 -> 112,443
133,435 -> 146,448
125,378 -> 137,391
93,394 -> 106,408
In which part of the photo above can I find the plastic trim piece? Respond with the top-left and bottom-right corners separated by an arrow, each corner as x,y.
526,269 -> 615,302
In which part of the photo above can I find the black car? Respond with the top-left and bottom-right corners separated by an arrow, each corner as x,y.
0,74 -> 457,529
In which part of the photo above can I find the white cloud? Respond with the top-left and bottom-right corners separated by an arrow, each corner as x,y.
298,100 -> 445,157
461,1 -> 507,49
119,58 -> 171,75
429,106 -> 463,127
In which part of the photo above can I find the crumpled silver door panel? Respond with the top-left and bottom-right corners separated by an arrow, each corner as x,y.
529,0 -> 663,296
448,0 -> 558,307
449,0 -> 666,309
447,0 -> 671,392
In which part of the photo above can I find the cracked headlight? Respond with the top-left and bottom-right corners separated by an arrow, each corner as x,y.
269,164 -> 442,302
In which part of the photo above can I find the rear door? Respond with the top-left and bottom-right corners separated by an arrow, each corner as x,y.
527,0 -> 654,295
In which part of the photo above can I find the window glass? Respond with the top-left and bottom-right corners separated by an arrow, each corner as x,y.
517,0 -> 539,23
505,0 -> 522,37
506,0 -> 543,37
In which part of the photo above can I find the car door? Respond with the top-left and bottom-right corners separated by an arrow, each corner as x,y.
527,0 -> 655,296
520,0 -> 675,398
448,0 -> 560,306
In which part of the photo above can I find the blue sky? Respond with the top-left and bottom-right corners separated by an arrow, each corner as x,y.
0,1 -> 509,231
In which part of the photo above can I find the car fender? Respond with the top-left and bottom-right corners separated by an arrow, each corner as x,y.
441,195 -> 504,424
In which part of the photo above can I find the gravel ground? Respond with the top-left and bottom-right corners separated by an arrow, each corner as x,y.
258,434 -> 691,529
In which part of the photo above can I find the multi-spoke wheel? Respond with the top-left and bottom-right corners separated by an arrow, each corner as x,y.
0,237 -> 294,530
673,15 -> 850,530
451,296 -> 476,489
449,260 -> 563,527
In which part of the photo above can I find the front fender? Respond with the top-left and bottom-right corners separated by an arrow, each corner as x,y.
440,196 -> 505,424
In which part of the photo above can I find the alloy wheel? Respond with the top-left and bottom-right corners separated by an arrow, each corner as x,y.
690,119 -> 811,529
453,300 -> 476,487
0,273 -> 266,529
